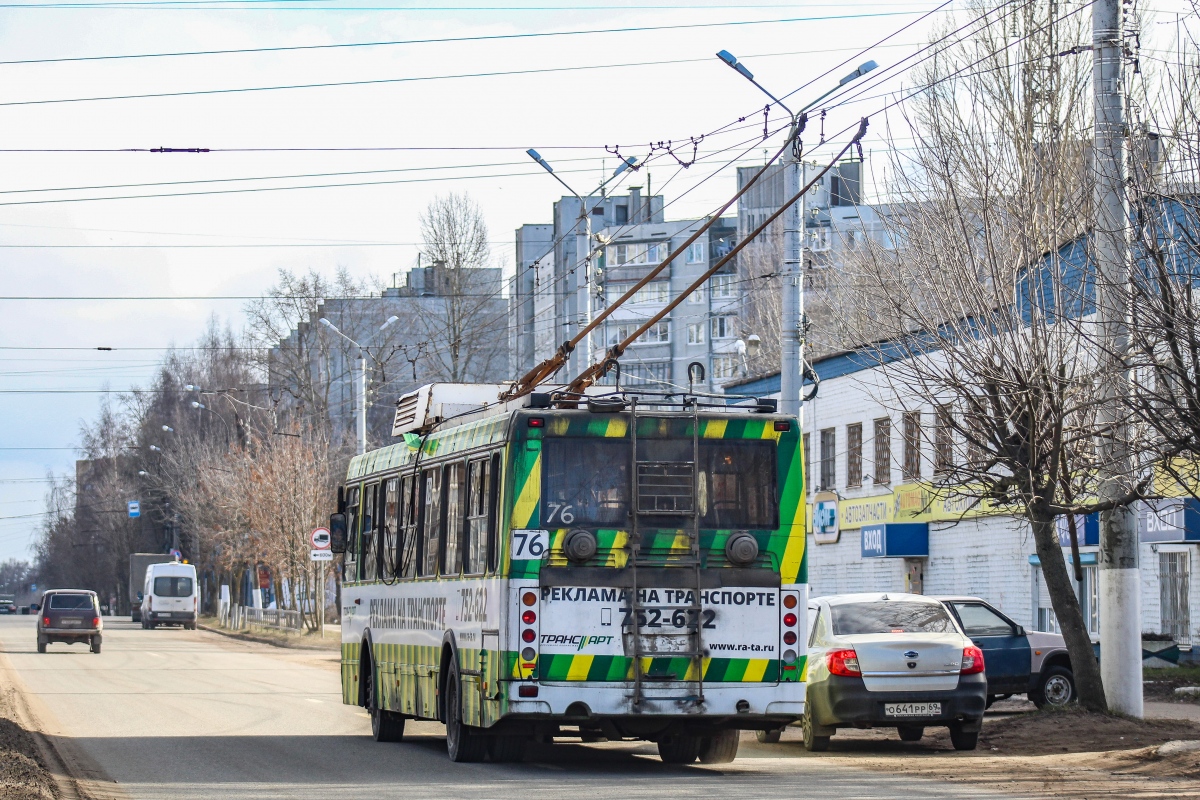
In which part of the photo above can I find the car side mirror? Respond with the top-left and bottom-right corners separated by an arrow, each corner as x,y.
1015,625 -> 1026,636
30,604 -> 39,611
329,513 -> 348,554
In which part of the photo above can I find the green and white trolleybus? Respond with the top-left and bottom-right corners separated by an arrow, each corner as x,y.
330,382 -> 807,763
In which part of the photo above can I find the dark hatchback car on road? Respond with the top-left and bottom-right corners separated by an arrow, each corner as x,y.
37,590 -> 103,654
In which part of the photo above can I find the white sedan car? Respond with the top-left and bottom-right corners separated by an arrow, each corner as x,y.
802,593 -> 987,751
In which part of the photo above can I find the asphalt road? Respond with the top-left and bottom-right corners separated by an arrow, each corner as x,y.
0,614 -> 1014,800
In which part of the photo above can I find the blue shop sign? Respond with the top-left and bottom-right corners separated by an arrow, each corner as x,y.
1140,499 -> 1200,543
861,523 -> 929,558
1055,513 -> 1099,547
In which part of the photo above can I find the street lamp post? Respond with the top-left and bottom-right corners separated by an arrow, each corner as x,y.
716,52 -> 877,418
320,316 -> 399,455
527,150 -> 637,377
191,401 -> 233,446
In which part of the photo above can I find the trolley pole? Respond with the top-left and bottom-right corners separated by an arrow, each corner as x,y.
1092,0 -> 1142,717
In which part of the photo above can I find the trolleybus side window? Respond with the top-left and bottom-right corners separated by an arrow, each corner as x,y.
344,485 -> 360,581
398,474 -> 419,579
487,451 -> 501,573
464,456 -> 492,575
362,482 -> 380,581
542,439 -> 630,528
420,468 -> 442,577
442,462 -> 466,576
382,478 -> 399,580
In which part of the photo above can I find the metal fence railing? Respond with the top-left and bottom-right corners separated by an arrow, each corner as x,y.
217,602 -> 304,634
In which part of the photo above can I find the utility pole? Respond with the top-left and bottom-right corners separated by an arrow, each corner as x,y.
319,316 -> 399,456
1093,0 -> 1142,717
576,201 -> 593,373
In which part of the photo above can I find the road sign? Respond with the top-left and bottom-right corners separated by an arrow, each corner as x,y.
169,548 -> 182,560
310,527 -> 331,550
310,550 -> 334,562
127,501 -> 140,518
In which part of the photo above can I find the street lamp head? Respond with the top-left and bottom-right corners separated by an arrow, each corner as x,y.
138,470 -> 149,477
716,49 -> 737,68
184,383 -> 203,392
380,315 -> 399,332
526,148 -> 554,174
191,401 -> 204,410
745,333 -> 762,357
840,60 -> 879,86
149,445 -> 162,452
319,318 -> 339,334
613,156 -> 638,177
162,425 -> 174,433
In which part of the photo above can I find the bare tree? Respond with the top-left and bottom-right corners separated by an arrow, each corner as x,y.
416,193 -> 509,382
818,1 -> 1127,711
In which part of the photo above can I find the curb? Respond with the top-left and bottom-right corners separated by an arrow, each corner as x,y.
196,622 -> 337,651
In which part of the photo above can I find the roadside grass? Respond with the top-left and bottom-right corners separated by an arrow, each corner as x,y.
1144,664 -> 1200,702
196,615 -> 340,651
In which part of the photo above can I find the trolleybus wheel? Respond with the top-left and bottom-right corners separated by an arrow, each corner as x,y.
366,660 -> 405,743
657,731 -> 702,764
444,664 -> 486,762
698,729 -> 740,764
755,728 -> 782,744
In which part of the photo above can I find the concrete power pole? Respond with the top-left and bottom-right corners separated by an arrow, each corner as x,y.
780,144 -> 804,419
576,202 -> 593,375
1093,0 -> 1142,717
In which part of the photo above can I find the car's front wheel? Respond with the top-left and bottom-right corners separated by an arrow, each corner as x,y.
1031,666 -> 1076,709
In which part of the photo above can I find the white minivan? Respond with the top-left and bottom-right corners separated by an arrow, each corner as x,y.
141,561 -> 199,630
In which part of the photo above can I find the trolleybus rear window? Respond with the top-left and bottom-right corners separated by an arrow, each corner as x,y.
542,438 -> 777,529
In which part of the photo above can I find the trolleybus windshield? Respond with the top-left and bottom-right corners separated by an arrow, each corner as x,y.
542,438 -> 778,529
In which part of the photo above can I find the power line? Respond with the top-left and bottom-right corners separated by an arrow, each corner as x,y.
0,41 -> 929,108
0,12 -> 936,66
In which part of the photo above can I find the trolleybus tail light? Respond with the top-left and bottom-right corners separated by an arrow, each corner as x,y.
783,630 -> 797,645
783,613 -> 797,627
521,628 -> 536,643
522,609 -> 537,625
528,417 -> 544,428
960,645 -> 985,675
522,592 -> 537,606
827,648 -> 861,677
518,685 -> 539,698
783,594 -> 798,609
774,421 -> 790,431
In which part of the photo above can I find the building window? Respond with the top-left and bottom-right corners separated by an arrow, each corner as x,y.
686,288 -> 706,304
810,227 -> 831,251
608,281 -> 669,305
609,321 -> 668,346
620,361 -> 670,388
608,242 -> 668,267
846,423 -> 862,488
820,428 -> 836,491
873,418 -> 891,485
934,404 -> 953,475
711,356 -> 738,380
965,408 -> 987,470
710,274 -> 736,300
710,314 -> 735,340
686,241 -> 706,263
687,323 -> 705,345
903,411 -> 921,481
